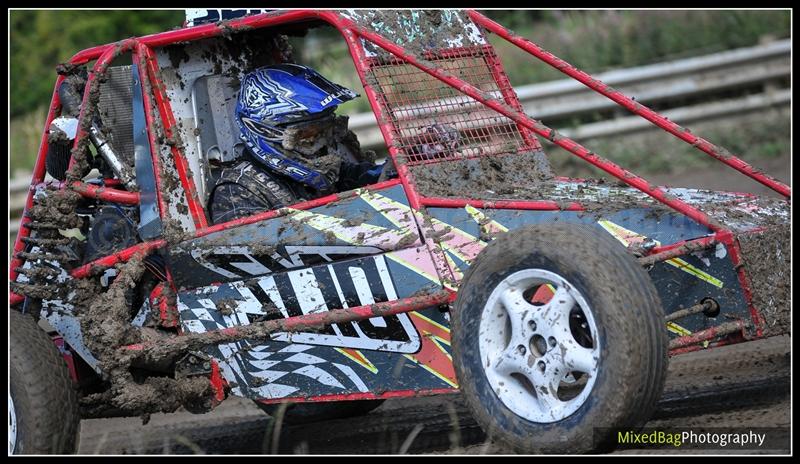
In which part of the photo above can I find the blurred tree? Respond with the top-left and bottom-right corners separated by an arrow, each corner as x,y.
10,10 -> 183,117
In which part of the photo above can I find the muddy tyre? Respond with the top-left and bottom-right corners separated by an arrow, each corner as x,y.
9,310 -> 80,454
451,223 -> 668,454
257,399 -> 385,425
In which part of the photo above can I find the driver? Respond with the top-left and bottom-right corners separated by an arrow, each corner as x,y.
208,64 -> 387,224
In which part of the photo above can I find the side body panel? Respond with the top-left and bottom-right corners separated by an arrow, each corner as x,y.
173,183 -> 750,401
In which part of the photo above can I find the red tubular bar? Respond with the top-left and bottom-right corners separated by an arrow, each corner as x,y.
638,235 -> 719,266
669,332 -> 746,356
9,293 -> 24,306
137,10 -> 312,48
68,10 -> 313,64
140,44 -> 209,229
68,182 -> 140,205
667,320 -> 747,350
482,46 -> 542,151
342,19 -> 724,233
257,387 -> 458,405
725,238 -> 764,337
9,75 -> 66,290
340,27 -> 424,211
65,11 -> 309,66
468,10 -> 791,199
193,178 -> 402,238
66,40 -> 137,173
123,290 -> 455,361
421,196 -> 584,211
339,25 -> 460,287
647,234 -> 720,256
11,179 -> 405,306
134,44 -> 170,223
69,240 -> 166,279
12,232 -> 162,306
69,44 -> 109,65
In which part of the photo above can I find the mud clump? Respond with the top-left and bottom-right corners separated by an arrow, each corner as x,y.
62,57 -> 115,184
347,10 -> 482,60
162,218 -> 192,244
47,126 -> 73,144
410,151 -> 554,198
217,298 -> 238,316
79,257 -> 147,361
74,256 -> 217,416
10,281 -> 66,302
106,377 -> 212,416
26,189 -> 83,229
738,224 -> 791,337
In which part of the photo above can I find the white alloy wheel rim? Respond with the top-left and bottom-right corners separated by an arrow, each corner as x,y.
479,269 -> 600,423
9,393 -> 17,454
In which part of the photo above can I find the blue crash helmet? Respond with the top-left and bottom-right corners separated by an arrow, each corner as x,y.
235,64 -> 359,192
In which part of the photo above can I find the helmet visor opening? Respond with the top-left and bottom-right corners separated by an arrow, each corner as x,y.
282,115 -> 336,155
241,116 -> 284,142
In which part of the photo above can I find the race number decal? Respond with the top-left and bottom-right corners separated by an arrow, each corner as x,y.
179,254 -> 421,353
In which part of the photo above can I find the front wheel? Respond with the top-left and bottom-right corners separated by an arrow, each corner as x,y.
9,310 -> 80,454
451,223 -> 668,454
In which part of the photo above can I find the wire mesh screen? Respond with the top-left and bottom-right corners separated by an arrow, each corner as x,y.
364,44 -> 542,166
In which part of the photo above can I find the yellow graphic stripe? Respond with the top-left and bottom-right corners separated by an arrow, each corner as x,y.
335,348 -> 378,374
384,254 -> 443,288
667,322 -> 709,347
411,311 -> 452,360
598,220 -> 722,289
465,204 -> 509,235
403,354 -> 459,388
289,208 -> 412,244
428,335 -> 452,361
410,310 -> 451,334
286,206 -> 440,285
667,322 -> 692,337
427,216 -> 485,265
404,311 -> 458,387
358,191 -> 458,287
664,258 -> 723,288
597,220 -> 644,247
442,251 -> 464,284
357,190 -> 414,230
361,191 -> 486,269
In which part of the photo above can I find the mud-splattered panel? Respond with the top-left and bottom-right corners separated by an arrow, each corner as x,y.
426,205 -> 752,339
178,247 -> 455,400
168,184 -> 422,289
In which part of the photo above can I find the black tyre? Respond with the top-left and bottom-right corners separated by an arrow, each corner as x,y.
451,223 -> 667,454
9,310 -> 80,454
256,399 -> 385,425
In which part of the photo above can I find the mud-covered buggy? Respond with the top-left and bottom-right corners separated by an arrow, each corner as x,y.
9,10 -> 790,454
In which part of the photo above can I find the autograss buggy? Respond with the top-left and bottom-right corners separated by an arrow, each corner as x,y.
9,10 -> 791,454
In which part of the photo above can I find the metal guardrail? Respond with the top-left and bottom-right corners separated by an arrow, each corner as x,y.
8,40 -> 791,236
348,38 -> 790,148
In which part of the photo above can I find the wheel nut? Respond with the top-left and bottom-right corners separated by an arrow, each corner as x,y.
538,361 -> 546,371
528,320 -> 536,331
517,345 -> 526,355
548,336 -> 557,347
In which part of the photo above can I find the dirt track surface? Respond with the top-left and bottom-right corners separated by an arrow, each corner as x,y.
78,334 -> 790,455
